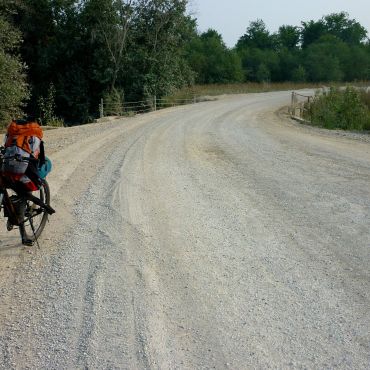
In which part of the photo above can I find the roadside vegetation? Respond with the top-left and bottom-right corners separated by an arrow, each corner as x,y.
0,0 -> 369,128
165,82 -> 355,102
305,88 -> 370,131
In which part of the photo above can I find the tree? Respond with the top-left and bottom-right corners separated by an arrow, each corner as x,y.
276,25 -> 300,49
0,13 -> 29,125
323,12 -> 367,45
301,19 -> 326,48
127,0 -> 196,99
237,46 -> 280,82
301,12 -> 368,48
237,19 -> 274,50
256,63 -> 270,83
186,30 -> 243,83
83,0 -> 135,92
291,65 -> 307,82
304,36 -> 347,81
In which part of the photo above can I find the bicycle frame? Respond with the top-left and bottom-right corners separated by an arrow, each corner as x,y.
0,183 -> 21,226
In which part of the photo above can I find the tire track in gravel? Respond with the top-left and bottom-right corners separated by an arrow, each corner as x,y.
1,92 -> 370,369
0,112 -> 171,369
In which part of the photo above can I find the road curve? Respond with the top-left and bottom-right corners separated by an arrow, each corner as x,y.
0,92 -> 369,369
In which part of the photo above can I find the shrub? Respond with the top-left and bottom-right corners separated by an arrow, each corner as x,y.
103,88 -> 124,116
306,87 -> 370,131
38,84 -> 64,127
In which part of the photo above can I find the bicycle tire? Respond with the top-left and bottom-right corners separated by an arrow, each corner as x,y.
19,180 -> 50,242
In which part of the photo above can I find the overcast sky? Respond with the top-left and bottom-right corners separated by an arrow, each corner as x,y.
188,0 -> 370,47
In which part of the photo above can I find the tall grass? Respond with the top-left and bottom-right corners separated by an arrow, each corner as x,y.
165,81 -> 370,102
305,87 -> 370,131
165,82 -> 321,102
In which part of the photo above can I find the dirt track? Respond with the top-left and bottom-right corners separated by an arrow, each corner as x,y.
0,92 -> 369,369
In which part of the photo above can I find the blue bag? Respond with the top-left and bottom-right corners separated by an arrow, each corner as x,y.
38,157 -> 52,179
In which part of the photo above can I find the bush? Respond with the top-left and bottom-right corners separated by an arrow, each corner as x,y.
306,87 -> 370,131
360,89 -> 370,110
103,88 -> 124,116
38,84 -> 64,127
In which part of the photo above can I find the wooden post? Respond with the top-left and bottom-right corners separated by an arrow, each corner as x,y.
153,95 -> 157,111
100,98 -> 104,118
290,92 -> 295,115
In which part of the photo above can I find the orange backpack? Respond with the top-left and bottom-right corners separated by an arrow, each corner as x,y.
5,120 -> 43,155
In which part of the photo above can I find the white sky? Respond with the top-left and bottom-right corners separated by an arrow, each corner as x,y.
188,0 -> 370,47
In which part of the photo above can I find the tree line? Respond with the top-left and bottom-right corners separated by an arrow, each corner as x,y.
0,0 -> 369,126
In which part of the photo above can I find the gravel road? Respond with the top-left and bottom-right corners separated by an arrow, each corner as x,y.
0,91 -> 369,369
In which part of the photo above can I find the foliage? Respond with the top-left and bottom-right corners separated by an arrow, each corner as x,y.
306,87 -> 370,130
277,25 -> 300,49
1,4 -> 370,126
38,83 -> 64,126
291,65 -> 307,82
186,29 -> 243,84
235,13 -> 370,83
103,88 -> 124,116
236,19 -> 274,50
303,36 -> 346,82
0,14 -> 29,126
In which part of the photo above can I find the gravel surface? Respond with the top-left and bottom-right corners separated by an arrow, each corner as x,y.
0,92 -> 369,369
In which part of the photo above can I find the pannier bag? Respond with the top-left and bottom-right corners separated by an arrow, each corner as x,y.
37,157 -> 52,179
2,120 -> 44,191
2,120 -> 42,175
2,146 -> 31,175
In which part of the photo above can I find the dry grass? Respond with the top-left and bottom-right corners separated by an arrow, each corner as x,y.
166,82 -> 318,101
166,81 -> 370,102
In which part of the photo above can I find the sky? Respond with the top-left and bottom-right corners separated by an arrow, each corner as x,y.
188,0 -> 370,47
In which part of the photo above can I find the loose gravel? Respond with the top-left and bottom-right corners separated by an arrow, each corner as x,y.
0,92 -> 369,369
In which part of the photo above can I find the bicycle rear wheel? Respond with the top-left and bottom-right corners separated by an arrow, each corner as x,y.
19,180 -> 50,242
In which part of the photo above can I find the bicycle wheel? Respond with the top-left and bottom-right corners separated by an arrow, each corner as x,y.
19,180 -> 50,242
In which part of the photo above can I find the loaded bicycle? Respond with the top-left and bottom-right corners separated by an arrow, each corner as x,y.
0,146 -> 55,246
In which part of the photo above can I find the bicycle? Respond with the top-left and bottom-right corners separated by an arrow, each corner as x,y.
0,146 -> 55,246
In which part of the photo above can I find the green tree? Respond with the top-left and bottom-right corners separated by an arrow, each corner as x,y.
291,65 -> 307,82
237,47 -> 280,82
82,0 -> 135,92
323,12 -> 367,45
301,19 -> 326,48
256,63 -> 270,82
237,19 -> 274,50
186,30 -> 243,83
127,0 -> 196,99
301,12 -> 368,48
304,37 -> 346,82
341,45 -> 370,80
0,13 -> 29,125
276,25 -> 300,49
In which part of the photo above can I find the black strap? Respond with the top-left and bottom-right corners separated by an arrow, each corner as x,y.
39,141 -> 46,167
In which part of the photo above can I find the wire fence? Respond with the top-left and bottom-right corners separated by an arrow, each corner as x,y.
99,96 -> 198,119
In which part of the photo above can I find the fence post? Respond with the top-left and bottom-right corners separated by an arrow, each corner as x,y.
193,94 -> 196,104
290,92 -> 295,115
100,98 -> 104,118
153,95 -> 157,111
